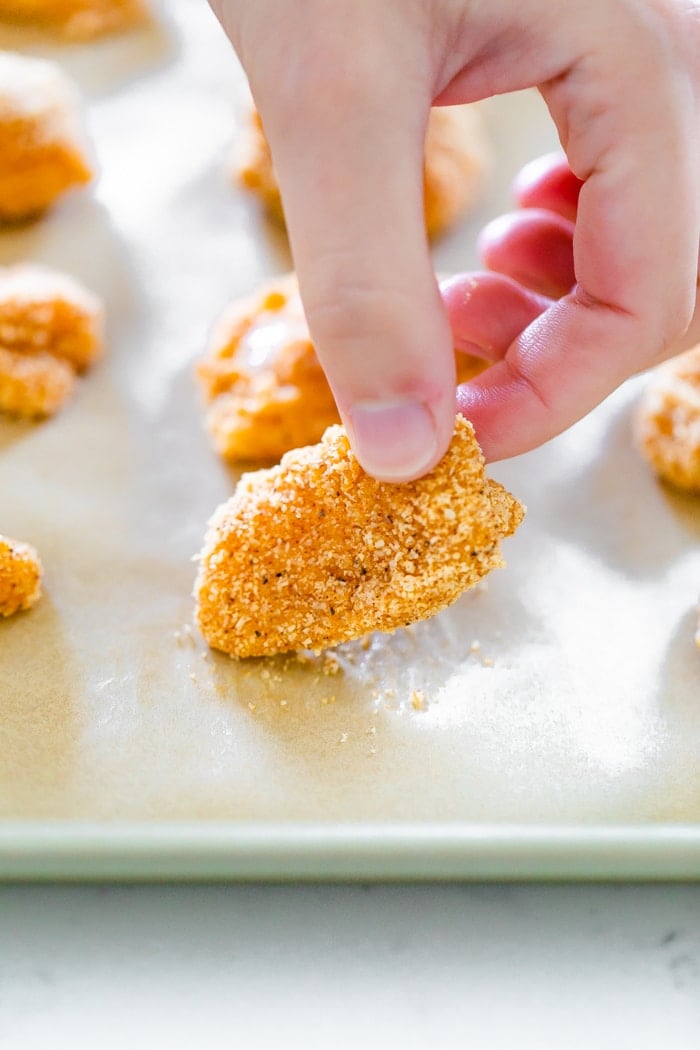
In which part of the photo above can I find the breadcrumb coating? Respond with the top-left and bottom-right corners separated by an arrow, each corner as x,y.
237,104 -> 490,240
0,0 -> 147,39
0,534 -> 42,617
635,345 -> 700,492
197,274 -> 487,464
0,264 -> 103,418
195,416 -> 524,657
0,51 -> 92,222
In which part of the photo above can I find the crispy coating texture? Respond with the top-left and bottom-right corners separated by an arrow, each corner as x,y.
237,104 -> 490,240
0,0 -> 147,39
195,416 -> 524,657
0,534 -> 42,617
635,345 -> 700,492
0,264 -> 103,418
0,51 -> 92,222
197,274 -> 487,464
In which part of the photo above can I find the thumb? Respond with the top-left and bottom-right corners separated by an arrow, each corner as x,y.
247,43 -> 456,480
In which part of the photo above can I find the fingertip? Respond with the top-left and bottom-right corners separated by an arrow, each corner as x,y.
512,152 -> 582,220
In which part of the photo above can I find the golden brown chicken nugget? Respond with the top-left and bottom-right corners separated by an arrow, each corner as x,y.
195,416 -> 524,657
0,264 -> 103,418
0,51 -> 93,223
197,274 -> 487,464
0,0 -> 147,39
635,345 -> 700,492
237,104 -> 490,240
0,534 -> 42,616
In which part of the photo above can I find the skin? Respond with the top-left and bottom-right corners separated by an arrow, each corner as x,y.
210,0 -> 700,479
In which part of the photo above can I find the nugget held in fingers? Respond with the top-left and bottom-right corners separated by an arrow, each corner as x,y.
0,264 -> 104,418
197,274 -> 487,464
0,51 -> 93,223
195,417 -> 524,657
0,0 -> 148,40
237,104 -> 490,240
0,534 -> 42,617
635,345 -> 700,492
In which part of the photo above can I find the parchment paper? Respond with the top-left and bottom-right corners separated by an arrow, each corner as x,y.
1,0 -> 699,825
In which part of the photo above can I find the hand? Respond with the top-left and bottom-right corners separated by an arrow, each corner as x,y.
444,148 -> 700,461
211,0 -> 700,474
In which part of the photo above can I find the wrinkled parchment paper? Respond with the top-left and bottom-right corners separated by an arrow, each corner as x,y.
1,0 -> 699,826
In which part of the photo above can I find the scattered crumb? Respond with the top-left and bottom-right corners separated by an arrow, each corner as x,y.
410,689 -> 427,711
469,639 -> 481,653
338,732 -> 348,745
322,654 -> 341,676
482,656 -> 494,667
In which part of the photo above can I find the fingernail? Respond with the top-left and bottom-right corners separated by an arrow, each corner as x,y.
347,399 -> 438,482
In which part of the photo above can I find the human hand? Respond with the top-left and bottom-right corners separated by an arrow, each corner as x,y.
444,148 -> 700,461
211,0 -> 700,475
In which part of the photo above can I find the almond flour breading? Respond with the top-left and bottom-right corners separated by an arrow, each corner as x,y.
0,534 -> 42,617
197,274 -> 487,464
0,264 -> 103,418
0,0 -> 147,40
0,51 -> 92,223
237,104 -> 490,240
635,345 -> 700,492
195,417 -> 524,657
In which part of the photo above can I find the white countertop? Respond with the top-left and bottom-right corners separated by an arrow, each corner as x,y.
1,883 -> 699,1047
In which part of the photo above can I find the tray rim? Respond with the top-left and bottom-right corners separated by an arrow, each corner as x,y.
2,822 -> 700,881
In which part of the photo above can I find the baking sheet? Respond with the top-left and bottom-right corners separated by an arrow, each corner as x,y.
1,0 -> 699,879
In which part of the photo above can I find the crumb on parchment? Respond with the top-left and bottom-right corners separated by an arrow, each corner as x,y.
0,534 -> 42,617
195,416 -> 525,658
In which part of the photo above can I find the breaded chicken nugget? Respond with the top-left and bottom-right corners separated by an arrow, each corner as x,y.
0,264 -> 103,418
195,416 -> 524,657
197,274 -> 487,464
635,345 -> 700,492
237,104 -> 490,240
0,534 -> 42,616
0,0 -> 147,39
0,51 -> 92,223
